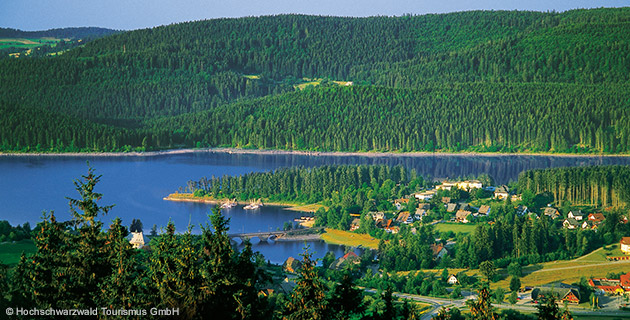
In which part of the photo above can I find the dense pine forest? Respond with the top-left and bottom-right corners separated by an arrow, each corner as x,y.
1,8 -> 629,153
518,165 -> 630,208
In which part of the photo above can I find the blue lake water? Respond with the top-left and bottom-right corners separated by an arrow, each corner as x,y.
1,151 -> 629,263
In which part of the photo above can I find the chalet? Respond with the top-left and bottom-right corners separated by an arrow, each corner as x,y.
458,180 -> 483,190
375,218 -> 392,229
589,278 -> 625,295
330,251 -> 360,270
458,203 -> 470,211
494,186 -> 509,200
414,209 -> 428,220
531,283 -> 581,303
418,203 -> 431,211
442,197 -> 452,204
350,218 -> 361,231
436,181 -> 457,191
543,207 -> 560,219
590,272 -> 630,295
478,205 -> 491,216
283,257 -> 302,273
563,218 -> 580,229
128,231 -> 148,249
581,220 -> 592,229
430,243 -> 448,260
515,205 -> 528,216
456,210 -> 472,223
369,212 -> 385,221
588,213 -> 605,224
447,274 -> 459,285
621,237 -> 630,254
396,211 -> 413,224
415,190 -> 437,201
568,210 -> 586,221
446,203 -> 458,213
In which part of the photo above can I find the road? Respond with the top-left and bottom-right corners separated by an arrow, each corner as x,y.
363,288 -> 630,319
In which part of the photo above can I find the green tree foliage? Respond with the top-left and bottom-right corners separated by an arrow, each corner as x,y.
479,261 -> 496,283
466,286 -> 498,320
5,168 -> 268,319
510,276 -> 522,292
2,9 -> 630,153
284,247 -> 328,320
327,269 -> 365,319
518,165 -> 630,208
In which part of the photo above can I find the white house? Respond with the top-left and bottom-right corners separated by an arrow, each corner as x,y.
447,274 -> 459,285
129,231 -> 148,249
415,190 -> 437,201
621,237 -> 630,254
568,210 -> 586,221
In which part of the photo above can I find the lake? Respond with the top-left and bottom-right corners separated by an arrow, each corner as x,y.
1,150 -> 629,263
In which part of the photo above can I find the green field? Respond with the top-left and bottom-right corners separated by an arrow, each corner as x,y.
0,38 -> 60,50
0,239 -> 36,266
434,223 -> 477,235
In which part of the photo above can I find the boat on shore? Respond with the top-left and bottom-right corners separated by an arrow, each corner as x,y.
220,198 -> 237,209
244,199 -> 263,210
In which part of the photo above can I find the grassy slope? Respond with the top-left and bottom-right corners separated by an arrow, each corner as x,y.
321,228 -> 380,249
0,239 -> 36,266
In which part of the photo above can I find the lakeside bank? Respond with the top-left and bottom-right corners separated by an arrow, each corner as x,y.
163,193 -> 324,213
2,147 -> 630,158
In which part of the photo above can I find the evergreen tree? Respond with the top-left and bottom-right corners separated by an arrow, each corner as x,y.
536,295 -> 560,320
328,269 -> 364,319
466,286 -> 498,320
66,166 -> 113,308
284,247 -> 328,320
97,218 -> 145,312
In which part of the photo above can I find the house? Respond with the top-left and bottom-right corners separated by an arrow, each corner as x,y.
394,198 -> 409,211
494,186 -> 509,200
350,218 -> 361,231
531,283 -> 581,303
128,231 -> 148,249
457,180 -> 483,190
436,181 -> 457,191
478,205 -> 491,216
589,278 -> 625,295
447,274 -> 459,285
283,257 -> 302,273
442,197 -> 452,204
515,205 -> 528,216
430,243 -> 448,260
588,213 -> 605,224
446,203 -> 458,213
568,210 -> 586,221
415,190 -> 437,201
563,218 -> 580,229
543,207 -> 560,219
418,203 -> 431,211
376,219 -> 392,229
458,203 -> 470,211
369,212 -> 385,221
396,211 -> 412,224
414,209 -> 428,221
329,251 -> 360,270
456,210 -> 472,223
621,237 -> 630,254
589,272 -> 630,295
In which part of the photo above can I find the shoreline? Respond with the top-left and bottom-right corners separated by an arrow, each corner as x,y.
1,146 -> 630,158
163,193 -> 322,213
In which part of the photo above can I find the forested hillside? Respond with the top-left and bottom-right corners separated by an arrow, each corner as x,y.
1,8 -> 629,153
518,165 -> 630,208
